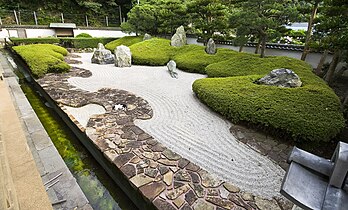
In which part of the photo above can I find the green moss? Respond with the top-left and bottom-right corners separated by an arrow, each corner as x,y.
193,73 -> 345,142
60,37 -> 116,49
130,38 -> 176,66
206,55 -> 313,78
173,45 -> 241,74
105,36 -> 144,51
13,44 -> 70,78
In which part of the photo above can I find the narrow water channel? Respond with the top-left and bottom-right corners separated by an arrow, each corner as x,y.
4,51 -> 138,210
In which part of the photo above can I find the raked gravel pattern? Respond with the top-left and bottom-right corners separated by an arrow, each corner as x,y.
68,53 -> 285,198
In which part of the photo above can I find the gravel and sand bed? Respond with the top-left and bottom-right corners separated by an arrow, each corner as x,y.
67,53 -> 285,198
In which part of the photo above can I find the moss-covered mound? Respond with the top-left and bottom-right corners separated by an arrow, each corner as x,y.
193,56 -> 345,142
173,45 -> 241,74
206,55 -> 313,78
105,36 -> 144,52
13,44 -> 70,78
130,38 -> 176,66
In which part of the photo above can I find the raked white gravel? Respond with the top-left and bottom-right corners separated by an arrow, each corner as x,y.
67,53 -> 285,198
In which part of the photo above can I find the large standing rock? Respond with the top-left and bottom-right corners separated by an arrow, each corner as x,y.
205,38 -> 216,54
171,26 -> 187,47
257,68 -> 302,88
167,60 -> 178,78
91,43 -> 114,64
115,45 -> 132,67
143,33 -> 152,41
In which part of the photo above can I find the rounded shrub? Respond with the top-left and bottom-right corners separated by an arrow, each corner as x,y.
13,44 -> 70,78
129,38 -> 176,66
105,36 -> 144,52
75,33 -> 92,38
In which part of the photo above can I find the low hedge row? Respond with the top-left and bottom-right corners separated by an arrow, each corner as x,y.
13,44 -> 70,78
60,37 -> 116,48
10,37 -> 60,45
123,36 -> 345,142
105,36 -> 144,52
10,37 -> 116,49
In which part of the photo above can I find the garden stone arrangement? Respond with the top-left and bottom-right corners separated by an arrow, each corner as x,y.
91,43 -> 114,64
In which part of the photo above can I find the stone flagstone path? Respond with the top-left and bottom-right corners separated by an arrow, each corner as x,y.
35,54 -> 293,209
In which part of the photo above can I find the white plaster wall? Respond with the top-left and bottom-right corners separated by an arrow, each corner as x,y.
0,29 -> 10,39
25,29 -> 56,38
8,30 -> 18,38
73,29 -> 131,38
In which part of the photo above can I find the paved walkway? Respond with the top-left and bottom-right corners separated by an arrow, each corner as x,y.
0,61 -> 52,210
0,52 -> 91,210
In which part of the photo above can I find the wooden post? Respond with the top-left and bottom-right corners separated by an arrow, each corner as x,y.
33,11 -> 38,25
119,6 -> 122,24
106,16 -> 108,27
61,13 -> 64,23
85,15 -> 89,27
13,10 -> 19,25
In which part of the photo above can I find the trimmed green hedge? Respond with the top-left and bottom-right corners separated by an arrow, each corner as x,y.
13,44 -> 70,78
60,37 -> 116,48
75,33 -> 92,38
173,45 -> 241,74
10,37 -> 60,45
130,38 -> 176,66
105,36 -> 143,51
193,76 -> 344,142
9,37 -> 116,48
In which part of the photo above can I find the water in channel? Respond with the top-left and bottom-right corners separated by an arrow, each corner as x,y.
5,51 -> 138,210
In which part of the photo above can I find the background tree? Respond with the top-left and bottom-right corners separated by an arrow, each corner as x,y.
300,0 -> 322,61
187,0 -> 229,42
314,0 -> 348,83
232,0 -> 300,58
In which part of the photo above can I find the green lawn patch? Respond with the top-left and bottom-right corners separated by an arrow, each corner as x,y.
129,38 -> 176,66
105,36 -> 144,52
13,44 -> 70,78
173,45 -> 241,74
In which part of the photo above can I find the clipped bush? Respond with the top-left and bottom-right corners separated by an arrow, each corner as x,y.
10,37 -> 60,45
105,36 -> 144,51
173,45 -> 240,74
193,76 -> 344,142
206,55 -> 312,78
75,33 -> 92,38
130,38 -> 176,66
60,37 -> 116,48
13,44 -> 70,77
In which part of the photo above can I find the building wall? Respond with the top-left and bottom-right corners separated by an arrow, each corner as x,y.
0,28 -> 131,39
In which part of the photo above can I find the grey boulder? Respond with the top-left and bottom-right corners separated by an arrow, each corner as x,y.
167,60 -> 178,78
257,68 -> 302,88
143,33 -> 152,41
171,26 -> 187,47
205,38 -> 217,54
91,43 -> 114,64
115,45 -> 132,67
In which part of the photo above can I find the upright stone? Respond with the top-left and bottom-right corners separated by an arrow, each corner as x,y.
171,26 -> 187,47
167,60 -> 178,78
91,43 -> 114,64
143,33 -> 152,41
205,38 -> 217,54
115,45 -> 132,67
257,68 -> 302,88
